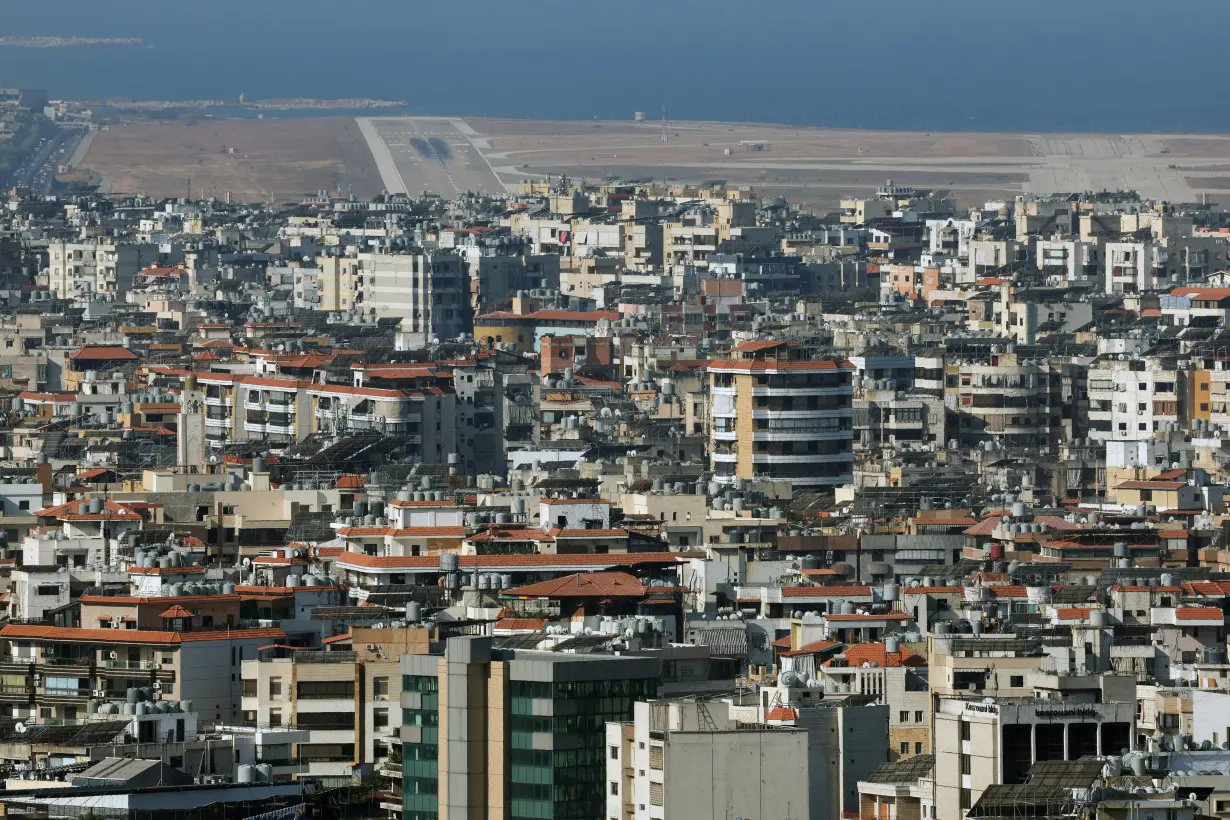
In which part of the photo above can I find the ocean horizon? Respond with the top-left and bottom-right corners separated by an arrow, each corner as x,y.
1,0 -> 1227,134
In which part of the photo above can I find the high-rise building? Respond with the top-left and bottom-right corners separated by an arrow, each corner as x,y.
709,340 -> 854,489
357,252 -> 471,347
400,636 -> 658,820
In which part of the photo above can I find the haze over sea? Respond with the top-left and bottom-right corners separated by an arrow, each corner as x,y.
0,0 -> 1226,133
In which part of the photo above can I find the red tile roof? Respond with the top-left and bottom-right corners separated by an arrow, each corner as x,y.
158,605 -> 195,619
0,624 -> 285,645
1056,608 -> 1092,621
780,639 -> 842,658
503,571 -> 646,599
780,585 -> 874,598
323,631 -> 353,645
1178,607 -> 1224,621
37,499 -> 142,521
1116,480 -> 1186,490
495,618 -> 549,632
70,345 -> 139,362
822,642 -> 926,668
765,707 -> 798,721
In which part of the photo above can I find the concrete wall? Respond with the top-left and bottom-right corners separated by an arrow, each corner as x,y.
662,730 -> 808,820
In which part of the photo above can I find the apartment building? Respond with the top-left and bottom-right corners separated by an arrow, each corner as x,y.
46,240 -> 161,298
240,643 -> 401,778
192,372 -> 457,463
0,621 -> 285,726
709,340 -> 854,489
400,635 -> 659,820
1087,355 -> 1185,442
357,252 -> 471,346
945,347 -> 1061,449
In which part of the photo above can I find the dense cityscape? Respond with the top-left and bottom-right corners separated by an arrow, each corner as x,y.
4,79 -> 1230,820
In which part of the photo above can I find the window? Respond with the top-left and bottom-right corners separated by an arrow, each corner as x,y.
296,680 -> 355,699
373,677 -> 389,697
1010,675 -> 1024,688
610,746 -> 618,760
269,709 -> 282,727
915,742 -> 924,754
17,500 -> 28,511
649,745 -> 663,770
960,721 -> 971,741
961,754 -> 971,775
610,782 -> 618,796
915,710 -> 924,723
374,708 -> 389,729
269,678 -> 282,697
899,710 -> 909,723
960,789 -> 972,811
650,782 -> 664,807
900,741 -> 909,754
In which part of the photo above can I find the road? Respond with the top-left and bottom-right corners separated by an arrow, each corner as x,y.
8,127 -> 79,194
356,117 -> 508,196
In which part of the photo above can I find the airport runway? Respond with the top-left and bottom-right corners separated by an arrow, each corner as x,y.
355,118 -> 1230,205
356,117 -> 509,196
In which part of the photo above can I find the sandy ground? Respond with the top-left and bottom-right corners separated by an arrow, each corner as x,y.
77,118 -> 383,203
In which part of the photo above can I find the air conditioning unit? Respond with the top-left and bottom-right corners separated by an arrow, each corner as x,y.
91,689 -> 105,698
108,651 -> 118,660
152,681 -> 161,690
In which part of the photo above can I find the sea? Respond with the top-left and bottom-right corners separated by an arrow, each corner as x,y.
0,0 -> 1228,133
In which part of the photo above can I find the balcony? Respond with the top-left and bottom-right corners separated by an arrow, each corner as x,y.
103,659 -> 158,672
204,396 -> 233,407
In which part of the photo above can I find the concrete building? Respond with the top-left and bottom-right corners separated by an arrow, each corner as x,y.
47,241 -> 160,298
400,635 -> 659,820
606,699 -> 809,820
709,340 -> 854,489
357,252 -> 471,346
933,697 -> 1135,820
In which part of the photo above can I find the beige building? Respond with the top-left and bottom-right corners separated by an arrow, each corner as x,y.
933,695 -> 1134,820
240,628 -> 413,778
709,340 -> 854,489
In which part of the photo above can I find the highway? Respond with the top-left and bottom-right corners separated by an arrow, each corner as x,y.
7,127 -> 79,194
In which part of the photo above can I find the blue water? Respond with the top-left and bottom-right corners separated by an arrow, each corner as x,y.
0,0 -> 1226,132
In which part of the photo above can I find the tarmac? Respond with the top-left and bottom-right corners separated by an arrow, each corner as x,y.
358,118 -> 1230,205
356,117 -> 509,196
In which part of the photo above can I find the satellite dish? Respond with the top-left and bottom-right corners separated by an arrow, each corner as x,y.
14,722 -> 25,734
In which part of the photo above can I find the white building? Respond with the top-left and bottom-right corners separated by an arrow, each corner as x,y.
47,241 -> 160,298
